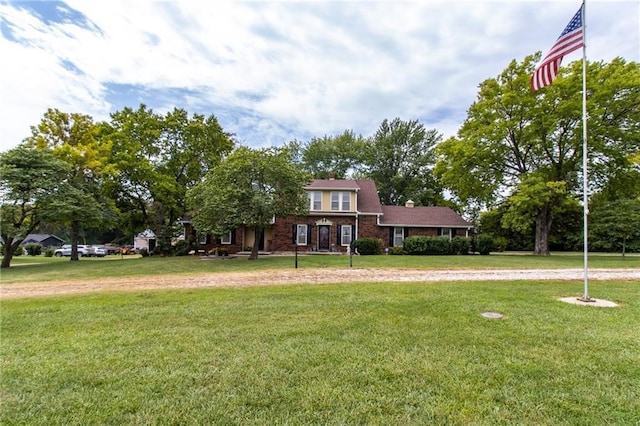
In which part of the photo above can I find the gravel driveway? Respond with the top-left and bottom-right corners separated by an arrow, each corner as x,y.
1,268 -> 638,299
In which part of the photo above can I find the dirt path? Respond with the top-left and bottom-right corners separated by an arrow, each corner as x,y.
1,268 -> 638,300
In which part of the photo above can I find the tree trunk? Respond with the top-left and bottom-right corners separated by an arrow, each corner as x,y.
249,227 -> 263,260
70,219 -> 80,261
1,237 -> 15,268
534,203 -> 553,256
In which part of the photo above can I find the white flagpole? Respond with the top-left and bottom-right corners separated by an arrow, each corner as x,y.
580,0 -> 592,302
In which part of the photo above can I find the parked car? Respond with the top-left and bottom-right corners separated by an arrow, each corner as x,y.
54,244 -> 91,257
88,245 -> 107,257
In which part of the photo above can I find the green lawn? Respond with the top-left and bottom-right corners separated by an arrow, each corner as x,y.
1,277 -> 639,424
2,252 -> 638,284
1,254 -> 638,424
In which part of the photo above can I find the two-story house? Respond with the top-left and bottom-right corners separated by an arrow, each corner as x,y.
183,177 -> 472,254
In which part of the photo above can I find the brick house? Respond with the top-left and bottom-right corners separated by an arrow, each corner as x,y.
183,178 -> 472,254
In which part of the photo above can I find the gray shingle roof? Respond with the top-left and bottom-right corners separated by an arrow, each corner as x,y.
380,206 -> 471,228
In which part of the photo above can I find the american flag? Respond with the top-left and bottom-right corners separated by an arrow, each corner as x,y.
531,6 -> 584,91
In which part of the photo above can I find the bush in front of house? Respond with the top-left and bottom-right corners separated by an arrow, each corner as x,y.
24,243 -> 43,256
44,247 -> 55,257
403,236 -> 452,255
450,237 -> 471,255
476,235 -> 494,255
388,246 -> 406,255
352,237 -> 383,255
174,240 -> 193,256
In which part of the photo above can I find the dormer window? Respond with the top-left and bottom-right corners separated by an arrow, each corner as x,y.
309,191 -> 322,211
331,191 -> 351,211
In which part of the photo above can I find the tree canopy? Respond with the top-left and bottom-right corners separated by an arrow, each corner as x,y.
363,118 -> 442,206
435,55 -> 640,255
104,105 -> 235,249
25,109 -> 116,260
188,146 -> 311,259
0,145 -> 68,268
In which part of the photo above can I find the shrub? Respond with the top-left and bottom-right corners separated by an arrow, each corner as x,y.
388,246 -> 406,255
450,237 -> 471,255
493,236 -> 508,252
24,243 -> 43,256
44,247 -> 55,257
476,235 -> 494,255
403,236 -> 452,255
352,238 -> 382,255
174,240 -> 193,256
139,248 -> 150,257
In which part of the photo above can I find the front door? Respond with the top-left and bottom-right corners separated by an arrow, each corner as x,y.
318,225 -> 330,251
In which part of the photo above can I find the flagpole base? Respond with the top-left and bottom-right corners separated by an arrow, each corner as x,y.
578,296 -> 595,303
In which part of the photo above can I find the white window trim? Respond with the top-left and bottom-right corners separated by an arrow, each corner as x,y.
440,228 -> 452,239
330,191 -> 351,211
198,234 -> 207,244
220,231 -> 232,244
341,225 -> 352,246
309,191 -> 322,211
393,227 -> 404,247
297,224 -> 308,245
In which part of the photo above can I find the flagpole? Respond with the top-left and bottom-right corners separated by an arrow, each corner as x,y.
580,0 -> 592,302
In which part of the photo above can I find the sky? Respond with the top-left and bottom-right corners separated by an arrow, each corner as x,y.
1,0 -> 638,153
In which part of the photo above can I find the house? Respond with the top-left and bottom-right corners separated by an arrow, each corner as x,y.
183,178 -> 472,254
20,234 -> 65,248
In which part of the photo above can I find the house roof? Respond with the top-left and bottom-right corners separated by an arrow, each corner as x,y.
23,234 -> 64,243
354,179 -> 383,214
304,179 -> 361,190
379,206 -> 471,228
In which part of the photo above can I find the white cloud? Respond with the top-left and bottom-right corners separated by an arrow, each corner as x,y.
1,0 -> 638,152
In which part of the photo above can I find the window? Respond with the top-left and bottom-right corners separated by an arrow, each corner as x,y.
341,225 -> 352,246
198,234 -> 207,244
331,192 -> 340,210
296,224 -> 308,245
309,191 -> 322,210
393,227 -> 404,247
439,228 -> 452,239
330,191 -> 351,211
220,231 -> 232,244
341,192 -> 350,211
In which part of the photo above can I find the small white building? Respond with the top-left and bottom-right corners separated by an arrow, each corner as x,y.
134,229 -> 156,253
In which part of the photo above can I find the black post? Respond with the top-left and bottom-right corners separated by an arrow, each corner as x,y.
295,242 -> 298,269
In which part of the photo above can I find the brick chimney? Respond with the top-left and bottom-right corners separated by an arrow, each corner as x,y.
405,199 -> 414,208
328,172 -> 335,180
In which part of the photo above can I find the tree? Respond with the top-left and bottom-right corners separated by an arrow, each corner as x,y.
363,118 -> 442,206
590,199 -> 640,258
105,105 -> 235,251
25,108 -> 115,260
188,146 -> 311,260
435,55 -> 640,255
0,145 -> 68,268
295,130 -> 367,179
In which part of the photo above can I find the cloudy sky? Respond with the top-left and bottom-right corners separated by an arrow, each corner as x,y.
1,0 -> 638,152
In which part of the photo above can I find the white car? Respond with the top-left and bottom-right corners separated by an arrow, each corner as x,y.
88,245 -> 107,257
54,244 -> 90,257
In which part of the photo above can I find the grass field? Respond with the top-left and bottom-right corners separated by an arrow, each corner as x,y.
1,254 -> 639,424
2,251 -> 638,284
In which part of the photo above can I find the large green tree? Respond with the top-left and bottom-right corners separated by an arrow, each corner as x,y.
363,118 -> 442,206
0,145 -> 68,268
290,130 -> 368,179
188,146 -> 311,260
105,105 -> 235,249
435,55 -> 640,255
25,109 -> 115,260
590,199 -> 640,258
